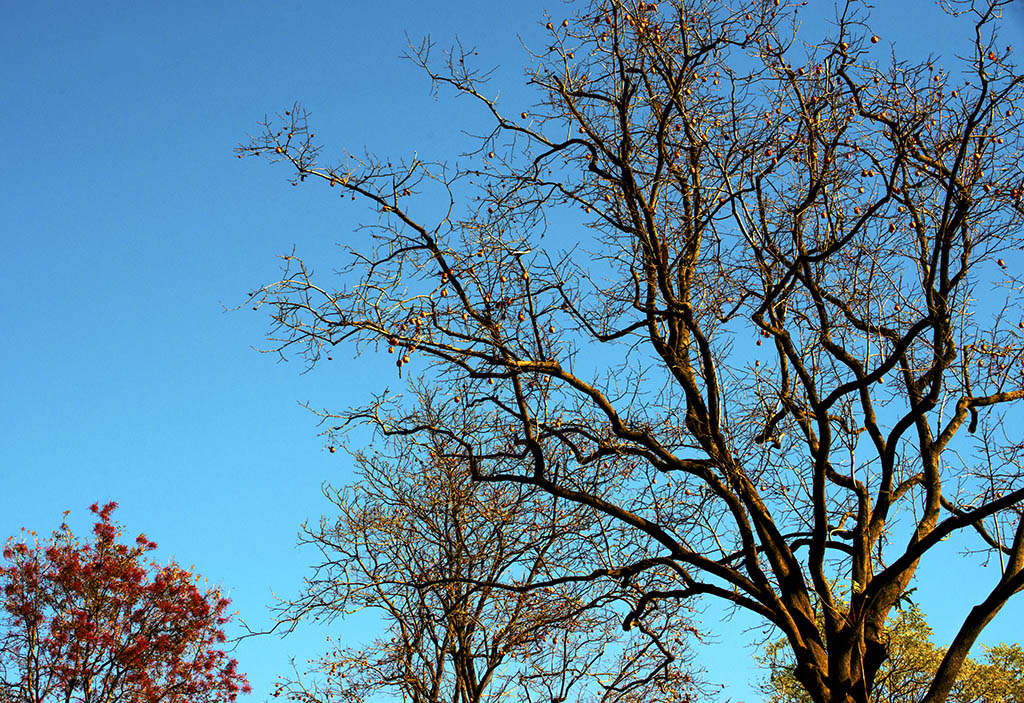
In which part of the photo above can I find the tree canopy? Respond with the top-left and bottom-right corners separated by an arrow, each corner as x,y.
241,0 -> 1024,701
0,503 -> 249,703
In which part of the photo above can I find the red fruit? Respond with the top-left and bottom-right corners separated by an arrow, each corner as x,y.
871,34 -> 879,43
274,146 -> 283,154
329,447 -> 336,453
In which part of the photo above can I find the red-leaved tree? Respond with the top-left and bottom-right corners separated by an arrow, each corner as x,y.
0,502 -> 250,703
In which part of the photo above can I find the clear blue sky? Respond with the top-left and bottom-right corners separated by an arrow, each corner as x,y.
2,1 -> 1022,701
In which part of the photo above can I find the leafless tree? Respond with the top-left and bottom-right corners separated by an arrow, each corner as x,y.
240,1 -> 1024,701
271,420 -> 704,703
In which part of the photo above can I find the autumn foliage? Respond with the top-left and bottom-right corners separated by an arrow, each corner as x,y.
0,502 -> 249,703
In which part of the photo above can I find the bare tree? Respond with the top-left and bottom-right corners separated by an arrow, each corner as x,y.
240,1 -> 1024,701
271,422 -> 704,703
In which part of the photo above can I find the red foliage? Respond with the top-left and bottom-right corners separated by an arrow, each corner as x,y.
0,502 -> 250,703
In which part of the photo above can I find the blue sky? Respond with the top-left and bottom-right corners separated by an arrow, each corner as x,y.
2,1 -> 1022,701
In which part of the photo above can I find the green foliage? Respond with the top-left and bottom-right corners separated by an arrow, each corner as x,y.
759,606 -> 1024,703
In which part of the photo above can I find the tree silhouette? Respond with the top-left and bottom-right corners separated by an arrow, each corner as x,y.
241,1 -> 1024,701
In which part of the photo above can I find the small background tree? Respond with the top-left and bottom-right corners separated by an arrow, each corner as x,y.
0,502 -> 249,703
272,424 -> 707,703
